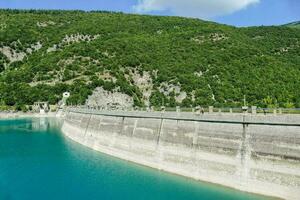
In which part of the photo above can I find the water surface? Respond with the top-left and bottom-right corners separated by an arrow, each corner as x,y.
0,118 -> 273,200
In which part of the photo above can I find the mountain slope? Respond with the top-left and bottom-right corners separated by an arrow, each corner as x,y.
284,21 -> 300,29
0,10 -> 300,109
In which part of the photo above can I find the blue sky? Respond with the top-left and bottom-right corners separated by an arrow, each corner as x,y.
0,0 -> 299,27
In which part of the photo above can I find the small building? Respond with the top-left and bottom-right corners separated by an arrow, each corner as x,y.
33,102 -> 49,114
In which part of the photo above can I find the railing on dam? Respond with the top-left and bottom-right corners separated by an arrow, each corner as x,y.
72,105 -> 300,114
66,107 -> 300,127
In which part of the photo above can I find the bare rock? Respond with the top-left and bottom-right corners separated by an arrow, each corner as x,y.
86,87 -> 134,110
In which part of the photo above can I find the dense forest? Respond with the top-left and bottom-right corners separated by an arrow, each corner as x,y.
0,9 -> 299,110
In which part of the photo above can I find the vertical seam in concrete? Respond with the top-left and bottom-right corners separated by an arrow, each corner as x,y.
193,121 -> 200,179
240,114 -> 251,185
65,109 -> 71,119
157,118 -> 164,145
110,117 -> 121,147
79,113 -> 85,128
120,116 -> 125,135
132,118 -> 138,137
192,121 -> 199,149
84,114 -> 92,137
129,118 -> 138,150
98,117 -> 103,130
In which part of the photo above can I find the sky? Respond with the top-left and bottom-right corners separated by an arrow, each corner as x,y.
0,0 -> 299,27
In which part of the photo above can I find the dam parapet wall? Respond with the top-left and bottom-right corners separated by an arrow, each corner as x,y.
62,109 -> 300,200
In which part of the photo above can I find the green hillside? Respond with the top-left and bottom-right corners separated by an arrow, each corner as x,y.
285,21 -> 300,29
0,9 -> 300,109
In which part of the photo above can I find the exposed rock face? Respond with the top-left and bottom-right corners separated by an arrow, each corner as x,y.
210,33 -> 228,42
191,33 -> 228,44
275,41 -> 299,55
31,42 -> 43,51
97,70 -> 117,83
86,87 -> 134,109
159,82 -> 179,96
191,35 -> 205,44
37,21 -> 56,27
46,33 -> 100,53
159,82 -> 187,103
47,45 -> 58,53
208,84 -> 216,101
26,42 -> 43,54
61,33 -> 100,45
0,41 -> 42,67
175,92 -> 187,103
0,46 -> 26,63
128,69 -> 153,106
194,71 -> 203,77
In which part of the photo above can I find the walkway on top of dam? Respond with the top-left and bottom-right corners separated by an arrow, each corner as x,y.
66,108 -> 300,127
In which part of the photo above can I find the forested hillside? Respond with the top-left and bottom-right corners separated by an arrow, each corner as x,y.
285,21 -> 300,29
0,9 -> 299,109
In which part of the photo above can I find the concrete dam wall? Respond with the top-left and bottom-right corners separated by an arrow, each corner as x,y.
62,109 -> 300,199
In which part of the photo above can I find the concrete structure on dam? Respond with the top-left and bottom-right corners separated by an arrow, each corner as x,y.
62,108 -> 300,200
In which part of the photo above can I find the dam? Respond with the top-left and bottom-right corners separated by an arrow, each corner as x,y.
62,108 -> 300,200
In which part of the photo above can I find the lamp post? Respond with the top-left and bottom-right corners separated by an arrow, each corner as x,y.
242,95 -> 248,114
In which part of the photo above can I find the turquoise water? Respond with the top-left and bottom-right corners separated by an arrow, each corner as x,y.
0,118 -> 272,200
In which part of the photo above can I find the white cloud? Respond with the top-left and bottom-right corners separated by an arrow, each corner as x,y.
133,0 -> 260,19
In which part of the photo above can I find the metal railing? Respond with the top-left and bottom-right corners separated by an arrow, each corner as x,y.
66,105 -> 300,114
66,107 -> 300,127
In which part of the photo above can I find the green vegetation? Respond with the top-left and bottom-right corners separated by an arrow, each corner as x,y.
0,9 -> 299,108
284,21 -> 300,29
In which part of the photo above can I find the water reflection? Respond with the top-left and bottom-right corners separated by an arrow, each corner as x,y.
0,117 -> 63,133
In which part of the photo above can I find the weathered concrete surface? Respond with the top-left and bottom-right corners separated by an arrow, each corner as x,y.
62,110 -> 300,200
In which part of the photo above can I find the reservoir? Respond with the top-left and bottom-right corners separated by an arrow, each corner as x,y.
0,118 -> 272,200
